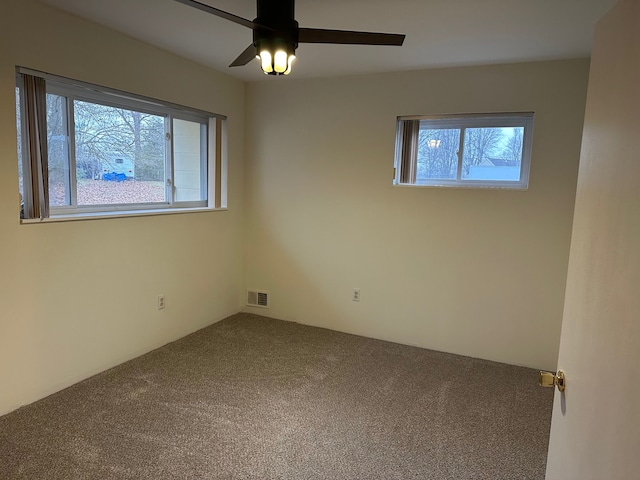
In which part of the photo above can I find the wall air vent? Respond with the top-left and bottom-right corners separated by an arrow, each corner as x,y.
247,290 -> 269,308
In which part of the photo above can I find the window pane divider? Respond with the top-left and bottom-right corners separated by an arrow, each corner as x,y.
200,123 -> 208,202
215,119 -> 223,208
166,116 -> 174,205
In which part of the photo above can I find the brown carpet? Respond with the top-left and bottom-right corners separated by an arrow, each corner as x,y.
0,313 -> 553,479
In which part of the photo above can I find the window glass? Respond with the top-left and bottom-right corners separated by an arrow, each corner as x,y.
173,118 -> 205,202
47,93 -> 71,207
417,128 -> 460,181
395,113 -> 533,189
74,100 -> 166,206
462,127 -> 524,181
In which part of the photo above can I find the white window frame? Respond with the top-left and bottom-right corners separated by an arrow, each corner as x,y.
394,112 -> 535,189
16,67 -> 227,221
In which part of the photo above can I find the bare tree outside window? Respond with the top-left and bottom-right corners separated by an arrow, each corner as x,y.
47,94 -> 70,206
74,101 -> 166,181
462,128 -> 503,177
502,128 -> 524,163
417,128 -> 459,180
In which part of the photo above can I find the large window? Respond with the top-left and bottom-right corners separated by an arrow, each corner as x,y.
16,68 -> 226,220
394,113 -> 534,189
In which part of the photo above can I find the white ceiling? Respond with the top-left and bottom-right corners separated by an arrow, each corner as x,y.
40,0 -> 615,82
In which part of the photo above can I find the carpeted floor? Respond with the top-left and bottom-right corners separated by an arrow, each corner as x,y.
0,313 -> 553,479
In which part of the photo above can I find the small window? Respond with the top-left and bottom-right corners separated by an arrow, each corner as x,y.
16,68 -> 227,220
394,113 -> 534,189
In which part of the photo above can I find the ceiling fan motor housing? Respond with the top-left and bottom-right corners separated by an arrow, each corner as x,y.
254,0 -> 299,53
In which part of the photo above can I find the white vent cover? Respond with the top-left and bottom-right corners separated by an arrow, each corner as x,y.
247,290 -> 269,308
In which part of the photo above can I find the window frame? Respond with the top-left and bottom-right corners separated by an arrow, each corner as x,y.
16,67 -> 227,221
394,112 -> 535,190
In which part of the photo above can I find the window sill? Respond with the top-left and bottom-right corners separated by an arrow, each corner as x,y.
21,206 -> 227,224
393,182 -> 528,190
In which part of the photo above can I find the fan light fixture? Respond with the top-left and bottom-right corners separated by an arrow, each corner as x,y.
257,41 -> 296,75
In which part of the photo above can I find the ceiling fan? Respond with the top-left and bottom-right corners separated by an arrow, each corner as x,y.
173,0 -> 406,76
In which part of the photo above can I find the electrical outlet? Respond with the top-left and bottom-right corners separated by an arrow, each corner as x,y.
158,294 -> 165,310
352,288 -> 360,302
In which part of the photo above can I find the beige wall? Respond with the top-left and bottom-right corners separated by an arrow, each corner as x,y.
244,60 -> 589,370
0,0 -> 591,417
0,0 -> 245,416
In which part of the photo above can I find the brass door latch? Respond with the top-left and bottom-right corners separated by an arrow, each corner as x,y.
539,370 -> 566,392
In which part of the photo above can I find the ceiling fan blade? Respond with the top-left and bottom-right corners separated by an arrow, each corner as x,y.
230,44 -> 258,67
298,28 -> 405,46
173,0 -> 258,29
